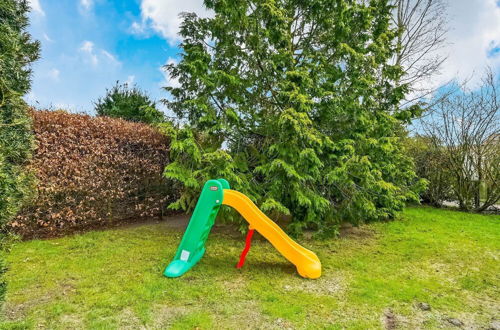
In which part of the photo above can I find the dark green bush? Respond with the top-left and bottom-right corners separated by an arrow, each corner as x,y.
95,82 -> 165,124
0,0 -> 40,304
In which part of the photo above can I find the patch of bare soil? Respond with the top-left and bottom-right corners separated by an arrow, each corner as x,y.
339,223 -> 376,239
58,314 -> 84,329
118,308 -> 146,329
3,280 -> 77,320
283,273 -> 346,297
2,292 -> 52,321
221,275 -> 248,294
382,309 -> 397,329
214,300 -> 278,329
150,305 -> 189,328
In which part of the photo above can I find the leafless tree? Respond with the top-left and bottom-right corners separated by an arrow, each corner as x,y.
421,69 -> 500,212
391,0 -> 449,106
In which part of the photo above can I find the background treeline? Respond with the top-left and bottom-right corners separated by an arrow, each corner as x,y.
9,110 -> 174,238
406,71 -> 500,212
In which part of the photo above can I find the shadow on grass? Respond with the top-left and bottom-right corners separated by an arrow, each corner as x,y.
198,252 -> 297,279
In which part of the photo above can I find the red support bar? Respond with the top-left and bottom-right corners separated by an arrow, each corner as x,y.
236,229 -> 255,269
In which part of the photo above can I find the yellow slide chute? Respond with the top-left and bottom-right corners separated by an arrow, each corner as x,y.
223,189 -> 321,279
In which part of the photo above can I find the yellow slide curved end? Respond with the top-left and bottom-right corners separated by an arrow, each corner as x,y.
222,190 -> 321,279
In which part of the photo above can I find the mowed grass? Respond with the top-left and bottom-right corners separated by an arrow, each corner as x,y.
1,207 -> 499,329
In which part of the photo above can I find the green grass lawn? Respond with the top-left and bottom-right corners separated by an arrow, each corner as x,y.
1,207 -> 499,329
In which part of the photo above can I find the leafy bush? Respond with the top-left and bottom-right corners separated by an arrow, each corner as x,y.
0,0 -> 40,303
163,0 -> 425,235
94,81 -> 165,124
404,135 -> 451,206
9,110 -> 175,238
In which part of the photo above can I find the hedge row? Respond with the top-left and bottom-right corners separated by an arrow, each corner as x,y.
9,110 -> 174,238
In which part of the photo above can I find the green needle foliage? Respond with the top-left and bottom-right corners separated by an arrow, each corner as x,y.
0,0 -> 40,303
95,81 -> 165,124
163,0 -> 425,235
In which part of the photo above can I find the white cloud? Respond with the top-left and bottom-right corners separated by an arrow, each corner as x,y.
48,68 -> 60,81
101,50 -> 121,66
130,21 -> 147,36
80,41 -> 94,53
79,41 -> 120,68
433,0 -> 500,88
80,0 -> 93,12
166,57 -> 177,66
160,57 -> 180,88
24,91 -> 38,105
54,102 -> 77,111
138,0 -> 212,44
125,75 -> 135,86
43,33 -> 54,42
28,0 -> 45,16
79,40 -> 98,66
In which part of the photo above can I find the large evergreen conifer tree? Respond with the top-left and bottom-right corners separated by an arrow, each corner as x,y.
163,0 -> 424,234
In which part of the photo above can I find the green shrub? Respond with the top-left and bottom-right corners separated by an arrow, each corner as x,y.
0,0 -> 40,304
404,135 -> 451,206
162,0 -> 425,235
95,81 -> 165,124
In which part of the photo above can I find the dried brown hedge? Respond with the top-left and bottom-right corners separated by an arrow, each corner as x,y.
9,110 -> 174,238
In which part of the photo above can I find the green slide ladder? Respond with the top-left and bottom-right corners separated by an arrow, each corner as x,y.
164,179 -> 230,277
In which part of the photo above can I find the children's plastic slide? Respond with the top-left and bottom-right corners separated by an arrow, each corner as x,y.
164,179 -> 321,279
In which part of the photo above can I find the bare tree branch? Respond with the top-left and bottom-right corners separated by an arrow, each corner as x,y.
392,0 -> 449,101
420,69 -> 500,211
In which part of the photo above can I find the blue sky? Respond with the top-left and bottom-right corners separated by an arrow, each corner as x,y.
25,0 -> 500,115
26,0 -> 183,114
